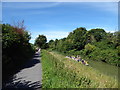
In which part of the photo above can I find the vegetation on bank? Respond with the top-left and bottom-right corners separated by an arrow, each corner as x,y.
41,50 -> 118,88
46,27 -> 120,67
2,22 -> 35,81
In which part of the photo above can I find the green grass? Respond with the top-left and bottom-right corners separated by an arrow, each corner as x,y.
49,50 -> 119,80
87,60 -> 119,80
55,50 -> 119,80
41,50 -> 118,88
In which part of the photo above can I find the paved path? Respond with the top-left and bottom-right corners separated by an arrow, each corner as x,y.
4,50 -> 42,90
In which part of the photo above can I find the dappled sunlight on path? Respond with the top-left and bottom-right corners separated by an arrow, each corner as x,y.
3,50 -> 42,90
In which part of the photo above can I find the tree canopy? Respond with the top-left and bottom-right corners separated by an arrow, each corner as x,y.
34,35 -> 47,49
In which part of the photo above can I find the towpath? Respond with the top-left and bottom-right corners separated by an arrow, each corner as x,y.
3,50 -> 42,90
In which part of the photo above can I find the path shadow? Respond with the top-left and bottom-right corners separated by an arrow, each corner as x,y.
2,78 -> 42,90
34,53 -> 40,58
2,52 -> 42,89
19,52 -> 41,70
21,59 -> 40,69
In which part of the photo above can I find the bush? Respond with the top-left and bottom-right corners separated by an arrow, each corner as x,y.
2,23 -> 35,81
85,43 -> 96,55
88,48 -> 119,66
116,45 -> 120,56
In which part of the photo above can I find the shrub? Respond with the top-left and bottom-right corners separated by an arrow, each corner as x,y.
85,43 -> 96,55
116,45 -> 120,56
88,48 -> 119,66
2,23 -> 35,81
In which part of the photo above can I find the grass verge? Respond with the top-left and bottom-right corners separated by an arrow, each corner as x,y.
41,50 -> 118,88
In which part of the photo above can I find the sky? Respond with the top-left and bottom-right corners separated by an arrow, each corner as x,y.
2,2 -> 118,44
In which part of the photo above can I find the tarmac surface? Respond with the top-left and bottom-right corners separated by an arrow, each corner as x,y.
3,50 -> 42,90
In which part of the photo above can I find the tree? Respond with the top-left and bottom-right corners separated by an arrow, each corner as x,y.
48,40 -> 54,49
67,27 -> 87,50
34,35 -> 47,49
87,28 -> 106,42
113,31 -> 120,47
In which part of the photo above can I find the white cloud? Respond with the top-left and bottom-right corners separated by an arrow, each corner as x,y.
2,2 -> 62,16
29,30 -> 69,44
2,2 -> 62,9
106,30 -> 116,33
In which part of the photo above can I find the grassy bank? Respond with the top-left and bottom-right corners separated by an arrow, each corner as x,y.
41,50 -> 118,88
55,50 -> 119,80
87,60 -> 119,80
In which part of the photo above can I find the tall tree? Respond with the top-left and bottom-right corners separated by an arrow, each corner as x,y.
87,28 -> 106,42
67,27 -> 87,50
34,35 -> 47,49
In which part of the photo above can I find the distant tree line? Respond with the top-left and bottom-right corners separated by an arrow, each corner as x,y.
35,27 -> 120,67
2,22 -> 35,82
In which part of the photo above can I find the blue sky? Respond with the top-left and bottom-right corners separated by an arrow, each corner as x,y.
2,2 -> 118,43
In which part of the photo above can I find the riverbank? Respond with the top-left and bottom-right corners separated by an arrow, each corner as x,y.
41,50 -> 118,88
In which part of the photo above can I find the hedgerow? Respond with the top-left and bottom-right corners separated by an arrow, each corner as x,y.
2,23 -> 35,81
